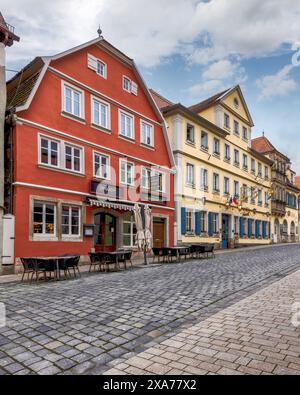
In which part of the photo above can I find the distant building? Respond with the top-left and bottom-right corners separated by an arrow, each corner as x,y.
252,135 -> 299,243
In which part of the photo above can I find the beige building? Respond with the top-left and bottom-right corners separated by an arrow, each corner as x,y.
151,86 -> 274,249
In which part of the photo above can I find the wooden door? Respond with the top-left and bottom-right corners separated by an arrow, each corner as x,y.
94,213 -> 116,252
153,220 -> 166,248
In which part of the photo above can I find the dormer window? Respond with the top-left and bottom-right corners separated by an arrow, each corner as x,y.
234,98 -> 239,108
87,54 -> 107,79
96,60 -> 106,78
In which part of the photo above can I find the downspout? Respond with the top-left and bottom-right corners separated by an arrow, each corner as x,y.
0,43 -> 6,274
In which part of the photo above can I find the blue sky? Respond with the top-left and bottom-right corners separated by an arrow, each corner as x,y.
3,0 -> 300,172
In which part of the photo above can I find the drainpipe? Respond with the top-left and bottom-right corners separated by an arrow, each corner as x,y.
0,43 -> 6,274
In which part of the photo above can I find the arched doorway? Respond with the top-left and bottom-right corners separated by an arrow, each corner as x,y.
282,220 -> 288,242
291,221 -> 296,242
94,213 -> 117,252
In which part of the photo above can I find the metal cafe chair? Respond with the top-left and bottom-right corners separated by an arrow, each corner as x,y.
21,258 -> 36,283
64,256 -> 81,278
89,252 -> 103,272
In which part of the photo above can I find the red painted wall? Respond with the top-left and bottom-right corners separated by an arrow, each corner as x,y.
12,42 -> 175,259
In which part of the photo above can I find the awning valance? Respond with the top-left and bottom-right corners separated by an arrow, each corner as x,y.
88,198 -> 135,212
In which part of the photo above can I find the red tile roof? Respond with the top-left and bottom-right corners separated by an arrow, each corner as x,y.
251,136 -> 276,154
295,176 -> 300,190
7,70 -> 41,109
149,89 -> 174,110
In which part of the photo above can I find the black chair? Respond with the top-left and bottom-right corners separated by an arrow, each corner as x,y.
178,247 -> 191,261
152,248 -> 162,263
34,259 -> 54,282
21,258 -> 36,283
205,244 -> 215,259
166,248 -> 178,263
98,252 -> 118,272
89,253 -> 103,273
64,256 -> 81,278
118,251 -> 133,269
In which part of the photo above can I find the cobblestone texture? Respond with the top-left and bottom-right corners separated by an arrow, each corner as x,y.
0,244 -> 300,375
106,260 -> 300,375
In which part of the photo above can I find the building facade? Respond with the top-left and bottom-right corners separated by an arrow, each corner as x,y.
252,136 -> 299,243
5,37 -> 175,270
152,86 -> 273,249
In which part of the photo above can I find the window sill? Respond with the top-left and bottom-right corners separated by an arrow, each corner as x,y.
200,146 -> 209,153
186,184 -> 196,189
61,111 -> 86,125
61,237 -> 83,243
200,187 -> 209,192
119,135 -> 136,144
38,164 -> 85,177
224,158 -> 231,163
186,141 -> 196,147
213,190 -> 220,195
140,143 -> 155,151
213,153 -> 220,159
91,123 -> 112,134
32,236 -> 59,242
234,163 -> 240,168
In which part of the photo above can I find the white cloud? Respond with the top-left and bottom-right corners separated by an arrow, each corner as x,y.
4,0 -> 300,69
202,60 -> 240,80
256,65 -> 297,100
187,79 -> 225,99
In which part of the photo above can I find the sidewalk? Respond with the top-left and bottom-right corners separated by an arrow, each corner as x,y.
105,267 -> 300,375
0,243 -> 299,284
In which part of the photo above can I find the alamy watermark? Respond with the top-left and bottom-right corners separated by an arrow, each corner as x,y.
0,303 -> 6,328
291,303 -> 300,328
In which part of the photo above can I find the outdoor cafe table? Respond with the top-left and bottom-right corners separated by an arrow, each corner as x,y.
34,256 -> 78,281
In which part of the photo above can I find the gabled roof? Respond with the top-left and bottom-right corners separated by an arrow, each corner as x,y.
251,135 -> 290,162
251,136 -> 275,154
189,85 -> 254,127
6,36 -> 175,168
189,88 -> 231,113
150,89 -> 174,110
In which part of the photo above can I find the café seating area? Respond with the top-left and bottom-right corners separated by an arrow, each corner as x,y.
152,244 -> 215,263
21,255 -> 81,283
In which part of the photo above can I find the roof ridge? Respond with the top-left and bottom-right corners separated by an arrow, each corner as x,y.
149,89 -> 174,105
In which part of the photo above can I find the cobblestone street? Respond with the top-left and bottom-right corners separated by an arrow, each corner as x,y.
1,244 -> 300,375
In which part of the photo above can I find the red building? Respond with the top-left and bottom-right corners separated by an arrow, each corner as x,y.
5,37 -> 175,269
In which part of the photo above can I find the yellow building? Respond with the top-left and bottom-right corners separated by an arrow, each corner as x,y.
151,86 -> 273,249
252,136 -> 299,243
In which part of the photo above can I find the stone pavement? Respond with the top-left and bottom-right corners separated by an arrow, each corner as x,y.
106,267 -> 300,375
0,244 -> 300,375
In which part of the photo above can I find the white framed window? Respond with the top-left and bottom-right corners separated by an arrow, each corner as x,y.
123,76 -> 138,95
39,136 -> 60,168
33,201 -> 57,237
141,167 -> 151,189
243,154 -> 248,170
213,138 -> 220,155
123,213 -> 137,247
258,190 -> 262,206
224,113 -> 230,129
201,131 -> 208,150
91,97 -> 110,129
119,110 -> 135,139
243,126 -> 248,140
264,166 -> 269,179
61,206 -> 81,237
234,181 -> 240,197
200,212 -> 207,233
87,54 -> 107,79
234,216 -> 239,235
224,144 -> 231,161
234,120 -> 240,135
94,152 -> 110,180
224,177 -> 230,195
123,76 -> 131,92
62,82 -> 84,119
251,158 -> 256,174
120,160 -> 135,186
151,170 -> 166,193
234,149 -> 240,166
186,163 -> 195,186
64,143 -> 83,173
186,210 -> 195,233
97,60 -> 107,78
213,173 -> 220,192
141,120 -> 154,146
258,162 -> 262,177
212,213 -> 219,234
201,168 -> 208,190
186,124 -> 195,144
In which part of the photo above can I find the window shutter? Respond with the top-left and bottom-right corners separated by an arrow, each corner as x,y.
248,219 -> 252,238
255,221 -> 259,238
239,217 -> 244,237
195,211 -> 201,236
131,81 -> 138,96
181,208 -> 186,235
87,54 -> 98,71
268,222 -> 271,239
208,213 -> 213,237
262,222 -> 266,239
